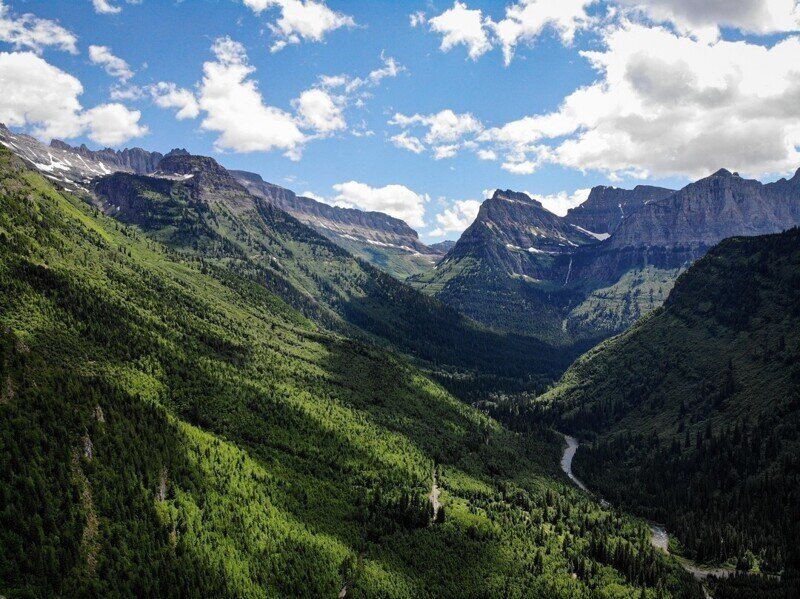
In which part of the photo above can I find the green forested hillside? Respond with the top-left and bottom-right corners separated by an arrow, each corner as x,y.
539,229 -> 800,589
93,159 -> 569,400
0,149 -> 701,596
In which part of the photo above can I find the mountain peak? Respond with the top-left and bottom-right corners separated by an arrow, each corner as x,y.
711,168 -> 733,178
491,189 -> 542,207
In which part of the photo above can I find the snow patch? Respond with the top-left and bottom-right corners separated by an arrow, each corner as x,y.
570,224 -> 610,241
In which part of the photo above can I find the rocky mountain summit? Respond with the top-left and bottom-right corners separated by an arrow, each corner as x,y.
564,185 -> 675,237
49,139 -> 166,175
608,168 -> 800,249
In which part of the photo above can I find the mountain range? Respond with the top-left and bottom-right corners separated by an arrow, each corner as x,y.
2,116 -> 800,597
0,124 -> 447,281
411,169 -> 800,347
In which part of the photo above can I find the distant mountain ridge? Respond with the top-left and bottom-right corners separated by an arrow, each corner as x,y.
412,171 -> 800,345
233,169 -> 445,279
0,124 -> 442,280
608,168 -> 800,249
564,185 -> 675,236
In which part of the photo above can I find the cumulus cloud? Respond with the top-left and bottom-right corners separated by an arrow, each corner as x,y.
490,0 -> 597,65
149,82 -> 199,120
616,0 -> 800,42
241,0 -> 355,52
481,22 -> 800,178
389,109 -> 483,159
332,181 -> 429,228
430,199 -> 481,236
293,88 -> 345,134
0,1 -> 78,54
428,1 -> 492,60
89,45 -> 133,81
422,0 -> 597,64
529,188 -> 591,215
197,37 -> 308,158
155,41 -> 399,157
81,103 -> 148,145
0,51 -> 146,144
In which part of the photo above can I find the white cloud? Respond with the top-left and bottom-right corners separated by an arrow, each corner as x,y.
109,84 -> 145,101
320,52 -> 405,95
529,188 -> 591,215
149,82 -> 199,120
423,0 -> 596,64
301,190 -> 327,203
481,22 -> 800,179
332,181 -> 429,228
490,0 -> 597,65
430,199 -> 481,236
476,148 -> 497,160
89,45 -> 133,81
389,109 -> 483,158
0,1 -> 78,54
0,51 -> 146,145
428,1 -> 492,60
365,52 -> 403,87
293,87 -> 345,134
158,41 -> 401,158
241,0 -> 355,51
390,131 -> 425,154
198,37 -> 308,158
81,103 -> 148,145
92,0 -> 122,15
616,0 -> 800,42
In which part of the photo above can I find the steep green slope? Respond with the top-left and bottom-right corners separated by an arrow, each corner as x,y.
0,149 -> 700,597
540,229 -> 800,583
93,157 -> 569,398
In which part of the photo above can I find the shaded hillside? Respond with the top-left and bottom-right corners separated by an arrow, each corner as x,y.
0,148 -> 701,597
540,229 -> 800,584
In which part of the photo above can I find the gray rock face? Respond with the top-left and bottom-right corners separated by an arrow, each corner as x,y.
0,124 -> 167,193
49,139 -> 164,175
429,240 -> 456,254
232,170 -> 442,257
564,185 -> 675,236
608,169 -> 800,249
440,189 -> 597,280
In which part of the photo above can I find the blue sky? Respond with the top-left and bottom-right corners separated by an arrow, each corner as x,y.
2,0 -> 800,241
